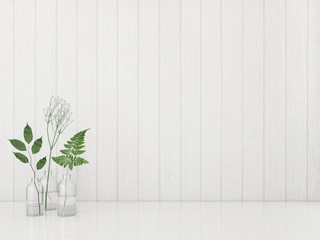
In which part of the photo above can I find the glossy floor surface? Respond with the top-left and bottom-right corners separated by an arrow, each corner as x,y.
1,202 -> 320,240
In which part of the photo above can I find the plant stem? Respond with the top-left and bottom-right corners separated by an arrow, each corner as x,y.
45,147 -> 52,209
44,121 -> 60,210
61,168 -> 69,216
27,148 -> 41,215
44,122 -> 51,210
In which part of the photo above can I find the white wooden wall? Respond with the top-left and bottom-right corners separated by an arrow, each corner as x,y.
0,0 -> 319,201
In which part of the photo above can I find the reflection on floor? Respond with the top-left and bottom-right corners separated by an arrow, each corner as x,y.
1,202 -> 320,240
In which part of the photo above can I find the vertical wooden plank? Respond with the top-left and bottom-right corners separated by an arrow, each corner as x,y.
308,0 -> 320,201
180,0 -> 201,201
264,0 -> 286,201
35,0 -> 56,179
97,0 -> 118,201
56,0 -> 77,186
0,0 -> 14,201
286,0 -> 308,201
138,0 -> 159,201
221,0 -> 242,201
14,0 -> 35,201
201,0 -> 221,201
159,0 -> 180,201
242,0 -> 264,201
77,0 -> 97,201
118,0 -> 138,201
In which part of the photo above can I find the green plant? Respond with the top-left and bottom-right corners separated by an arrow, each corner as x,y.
9,123 -> 46,214
43,96 -> 72,210
53,129 -> 89,215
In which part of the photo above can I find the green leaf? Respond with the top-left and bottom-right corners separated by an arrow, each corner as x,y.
70,129 -> 90,146
74,145 -> 85,150
75,150 -> 85,155
74,157 -> 89,166
31,137 -> 43,154
13,152 -> 29,163
24,123 -> 33,144
60,149 -> 70,155
54,129 -> 90,170
36,157 -> 46,170
9,139 -> 26,151
52,156 -> 68,168
52,156 -> 63,164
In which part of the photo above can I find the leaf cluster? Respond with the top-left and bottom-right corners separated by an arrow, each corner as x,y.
9,123 -> 47,170
52,129 -> 89,170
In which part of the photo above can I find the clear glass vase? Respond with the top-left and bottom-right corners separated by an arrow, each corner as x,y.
57,174 -> 76,217
26,178 -> 44,216
40,170 -> 57,211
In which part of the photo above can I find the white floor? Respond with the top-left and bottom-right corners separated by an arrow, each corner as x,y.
1,202 -> 320,240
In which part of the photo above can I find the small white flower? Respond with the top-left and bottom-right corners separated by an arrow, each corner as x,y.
44,96 -> 73,134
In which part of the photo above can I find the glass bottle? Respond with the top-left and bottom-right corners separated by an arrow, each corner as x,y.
57,174 -> 76,217
26,177 -> 44,216
40,170 -> 57,211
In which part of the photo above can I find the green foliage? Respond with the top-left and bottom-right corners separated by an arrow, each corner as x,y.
13,152 -> 29,163
53,129 -> 90,170
73,157 -> 88,167
24,123 -> 33,144
32,137 -> 43,154
36,157 -> 47,170
9,123 -> 46,168
9,139 -> 26,151
52,156 -> 68,167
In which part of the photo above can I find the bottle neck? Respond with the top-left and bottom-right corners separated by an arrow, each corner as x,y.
63,174 -> 71,179
31,177 -> 39,182
44,170 -> 53,176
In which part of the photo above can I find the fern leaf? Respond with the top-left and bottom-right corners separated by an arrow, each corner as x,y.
52,156 -> 68,168
75,150 -> 85,155
60,149 -> 71,155
74,157 -> 89,166
52,129 -> 90,170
